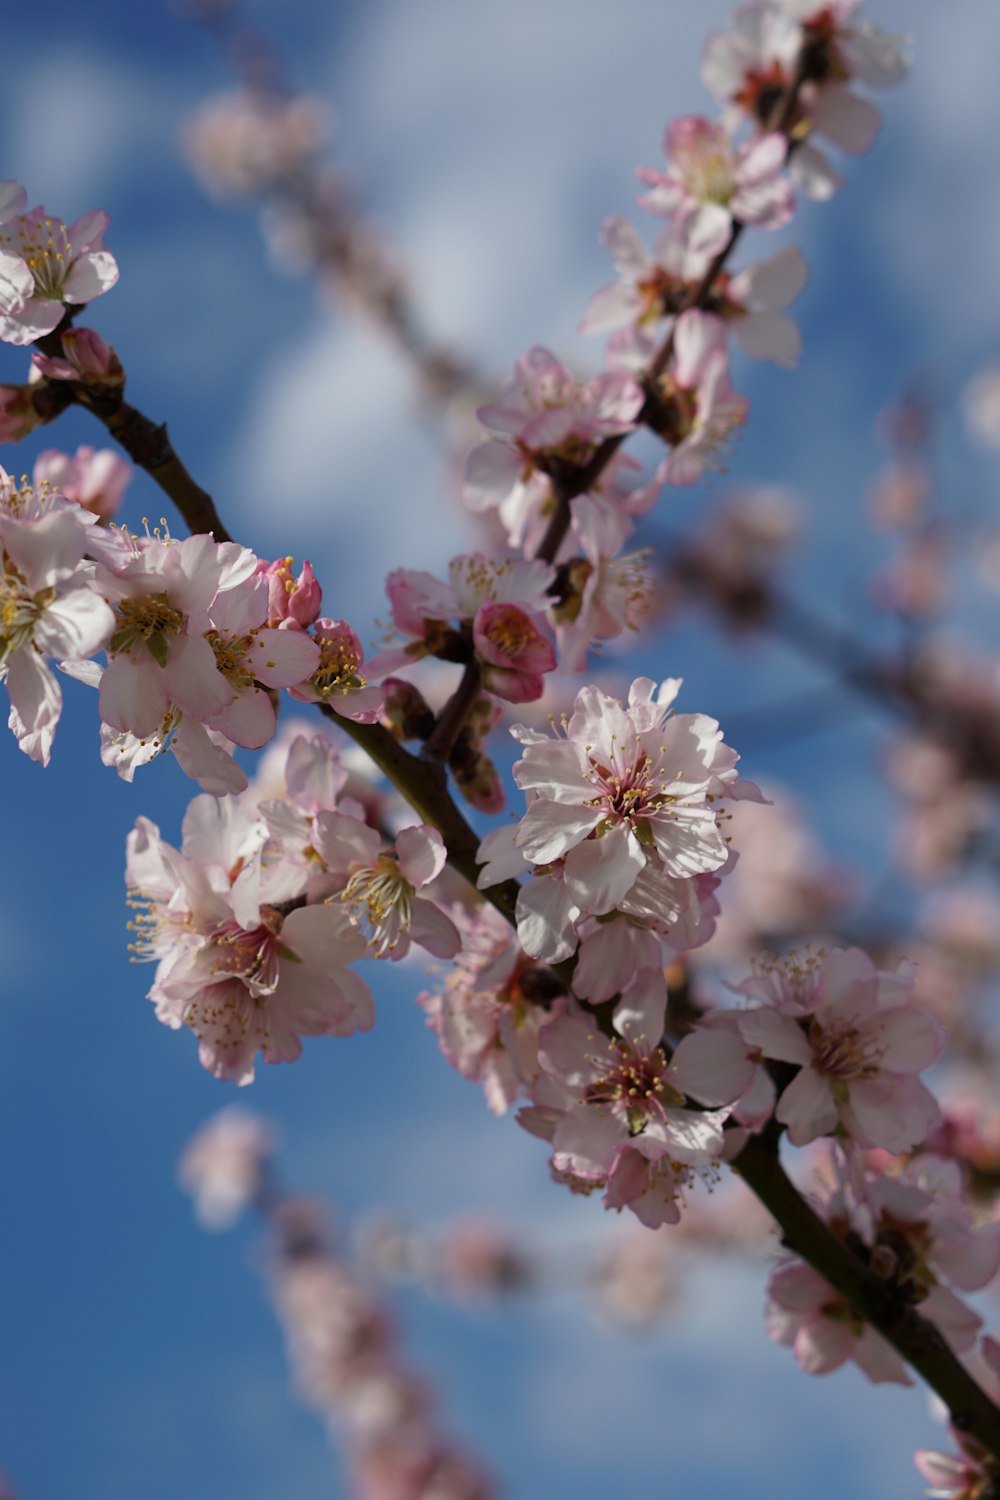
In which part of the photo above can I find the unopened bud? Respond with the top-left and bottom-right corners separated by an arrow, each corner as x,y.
33,328 -> 125,389
261,556 -> 322,628
380,677 -> 435,741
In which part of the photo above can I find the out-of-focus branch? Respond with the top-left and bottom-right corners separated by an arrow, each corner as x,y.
180,1 -> 492,417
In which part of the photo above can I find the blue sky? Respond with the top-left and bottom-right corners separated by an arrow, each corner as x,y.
3,1 -> 1000,1496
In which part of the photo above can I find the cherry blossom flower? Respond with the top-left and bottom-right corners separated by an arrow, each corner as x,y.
462,347 -> 643,547
552,542 -> 653,672
913,1337 -> 1000,1499
127,798 -> 375,1083
652,309 -> 749,484
766,1258 -> 911,1383
33,445 -> 132,522
579,215 -> 716,338
259,555 -> 322,628
417,901 -> 550,1115
195,573 -> 321,749
701,1 -> 909,200
523,999 -> 731,1227
0,469 -> 114,764
368,554 -> 556,700
178,1106 -> 274,1229
730,947 -> 946,1151
96,531 -> 259,741
713,245 -> 808,367
182,89 -> 331,200
290,617 -> 384,723
636,116 -> 793,248
501,675 -> 752,931
98,695 -> 250,795
0,204 -> 119,343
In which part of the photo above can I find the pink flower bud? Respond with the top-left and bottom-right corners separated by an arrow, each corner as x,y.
262,556 -> 322,628
0,383 -> 41,442
472,600 -> 556,703
33,328 -> 124,389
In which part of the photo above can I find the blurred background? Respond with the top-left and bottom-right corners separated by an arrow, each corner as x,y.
3,0 -> 1000,1494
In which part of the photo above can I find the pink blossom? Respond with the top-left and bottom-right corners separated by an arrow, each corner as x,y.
552,541 -> 653,672
417,901 -> 548,1115
369,554 -> 556,692
0,469 -> 114,764
732,947 -> 946,1152
435,1219 -> 533,1300
766,1258 -> 911,1382
178,1106 -> 274,1229
32,327 -> 124,388
96,532 -> 259,741
656,309 -> 749,484
502,676 -> 751,931
524,1000 -> 731,1227
195,574 -> 321,749
716,245 -> 808,367
637,116 -> 793,248
462,347 -> 643,544
579,215 -> 715,338
913,1447 -> 992,1500
0,205 -> 119,343
471,600 -> 556,702
33,445 -> 133,521
99,698 -> 250,795
701,2 -> 908,201
290,616 -> 384,722
128,801 -> 375,1084
182,89 -> 331,200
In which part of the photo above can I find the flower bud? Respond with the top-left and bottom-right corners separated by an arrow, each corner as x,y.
33,328 -> 125,389
261,556 -> 323,628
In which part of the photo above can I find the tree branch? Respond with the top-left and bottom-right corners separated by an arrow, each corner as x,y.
734,1131 -> 1000,1455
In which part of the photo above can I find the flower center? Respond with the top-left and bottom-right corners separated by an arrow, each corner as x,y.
810,1019 -> 882,1081
311,633 -> 367,698
110,593 -> 186,660
4,215 -> 75,299
585,1035 -> 684,1132
339,857 -> 411,956
0,562 -> 46,659
207,629 -> 259,689
203,912 -> 284,993
481,604 -> 534,658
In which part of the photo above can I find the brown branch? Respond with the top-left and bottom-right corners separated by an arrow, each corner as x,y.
734,1131 -> 1000,1456
421,661 -> 483,766
532,64 -> 809,568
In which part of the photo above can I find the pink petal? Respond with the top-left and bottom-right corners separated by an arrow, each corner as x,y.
210,686 -> 276,749
775,1067 -> 839,1145
397,823 -> 446,887
161,633 -> 234,720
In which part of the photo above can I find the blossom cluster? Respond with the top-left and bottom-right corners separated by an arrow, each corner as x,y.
127,729 -> 461,1082
0,454 -> 389,791
455,0 -> 909,690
